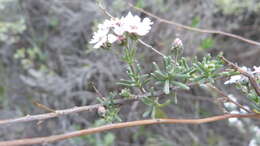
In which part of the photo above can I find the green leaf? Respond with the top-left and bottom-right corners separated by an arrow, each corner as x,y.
142,107 -> 152,118
116,80 -> 135,87
150,106 -> 155,118
104,133 -> 115,146
151,71 -> 166,81
0,86 -> 4,96
171,73 -> 190,79
172,81 -> 190,90
135,0 -> 145,8
200,38 -> 215,49
157,99 -> 171,107
152,62 -> 161,71
171,92 -> 178,104
164,80 -> 170,94
191,16 -> 200,27
141,97 -> 154,105
154,107 -> 167,118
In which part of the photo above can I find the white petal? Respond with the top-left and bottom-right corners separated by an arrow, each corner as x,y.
107,34 -> 117,43
253,66 -> 260,73
143,17 -> 153,25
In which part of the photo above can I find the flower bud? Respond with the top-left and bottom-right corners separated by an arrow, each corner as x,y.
172,38 -> 183,49
97,106 -> 106,117
170,38 -> 183,59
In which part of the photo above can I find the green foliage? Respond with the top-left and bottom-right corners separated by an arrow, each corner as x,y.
0,0 -> 25,43
234,81 -> 260,112
0,61 -> 7,107
135,0 -> 145,8
151,56 -> 190,94
191,16 -> 200,27
117,64 -> 150,89
97,93 -> 122,123
14,47 -> 47,70
118,47 -> 150,89
200,37 -> 215,50
215,0 -> 260,14
116,36 -> 227,119
190,54 -> 224,83
142,96 -> 170,118
119,88 -> 132,98
0,85 -> 5,105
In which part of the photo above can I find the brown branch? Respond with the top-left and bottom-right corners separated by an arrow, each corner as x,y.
220,56 -> 260,96
1,113 -> 259,146
0,80 -> 201,126
0,99 -> 133,126
137,39 -> 166,57
128,3 -> 260,47
32,100 -> 56,113
206,84 -> 252,113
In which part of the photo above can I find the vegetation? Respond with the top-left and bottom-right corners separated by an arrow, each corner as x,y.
0,0 -> 259,146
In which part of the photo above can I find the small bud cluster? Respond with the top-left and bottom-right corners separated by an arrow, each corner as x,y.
172,38 -> 183,49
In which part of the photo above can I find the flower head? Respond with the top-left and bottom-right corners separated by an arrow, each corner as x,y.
253,66 -> 260,74
122,12 -> 153,36
224,75 -> 247,85
224,66 -> 252,85
90,12 -> 153,48
89,29 -> 109,48
172,38 -> 183,49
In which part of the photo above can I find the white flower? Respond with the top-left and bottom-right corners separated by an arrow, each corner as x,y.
253,66 -> 260,74
172,38 -> 183,48
228,111 -> 240,124
89,12 -> 153,48
122,12 -> 153,36
224,66 -> 256,85
90,29 -> 109,48
224,75 -> 247,85
107,34 -> 118,43
224,102 -> 236,110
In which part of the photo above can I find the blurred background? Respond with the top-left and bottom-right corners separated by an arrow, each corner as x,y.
0,0 -> 259,145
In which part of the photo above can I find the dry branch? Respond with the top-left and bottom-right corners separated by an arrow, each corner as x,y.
128,3 -> 260,46
1,113 -> 259,146
0,82 -> 199,126
206,84 -> 252,113
0,99 -> 133,126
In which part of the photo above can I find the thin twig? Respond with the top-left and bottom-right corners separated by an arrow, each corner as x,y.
0,113 -> 259,146
137,39 -> 166,57
32,101 -> 56,113
128,3 -> 260,47
206,84 -> 252,113
91,82 -> 106,100
220,56 -> 260,96
98,3 -> 114,18
0,100 -> 123,126
0,82 -> 200,126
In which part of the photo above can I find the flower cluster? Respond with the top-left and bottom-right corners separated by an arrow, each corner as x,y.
224,66 -> 260,85
90,12 -> 153,48
172,38 -> 183,49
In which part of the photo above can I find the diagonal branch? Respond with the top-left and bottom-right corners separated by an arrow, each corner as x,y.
128,3 -> 260,47
0,113 -> 259,146
137,39 -> 166,57
206,83 -> 252,113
